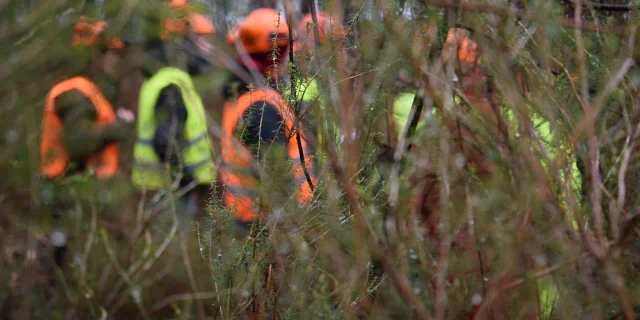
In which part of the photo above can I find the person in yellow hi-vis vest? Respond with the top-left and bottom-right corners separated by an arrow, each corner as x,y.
131,25 -> 216,219
132,65 -> 215,190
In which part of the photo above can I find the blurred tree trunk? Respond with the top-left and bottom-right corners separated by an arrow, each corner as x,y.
250,0 -> 278,10
300,0 -> 314,14
343,1 -> 355,22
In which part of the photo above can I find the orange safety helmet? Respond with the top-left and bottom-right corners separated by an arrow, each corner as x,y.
295,12 -> 345,50
168,0 -> 188,7
72,16 -> 124,49
162,0 -> 216,38
442,28 -> 481,72
226,8 -> 289,54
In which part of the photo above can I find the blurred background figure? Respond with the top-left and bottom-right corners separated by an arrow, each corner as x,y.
293,11 -> 347,74
292,11 -> 346,162
42,16 -> 133,181
131,0 -> 216,223
227,8 -> 290,82
162,0 -> 217,61
163,0 -> 216,38
40,15 -> 133,271
221,8 -> 317,234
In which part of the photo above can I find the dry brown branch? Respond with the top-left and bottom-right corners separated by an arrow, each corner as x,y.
419,0 -> 628,35
560,0 -> 640,11
180,232 -> 206,320
146,291 -> 220,315
379,253 -> 434,320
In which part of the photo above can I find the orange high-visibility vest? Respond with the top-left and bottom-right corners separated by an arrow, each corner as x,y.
40,77 -> 119,179
221,88 -> 317,223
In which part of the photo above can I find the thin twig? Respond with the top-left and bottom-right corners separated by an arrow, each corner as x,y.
284,6 -> 316,193
574,0 -> 607,258
559,0 -> 640,11
419,0 -> 627,35
434,125 -> 452,320
79,203 -> 98,289
146,292 -> 220,314
379,254 -> 434,320
180,232 -> 206,319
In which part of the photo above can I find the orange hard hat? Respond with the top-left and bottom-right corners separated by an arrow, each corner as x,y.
226,8 -> 289,54
72,16 -> 124,49
442,28 -> 480,69
296,12 -> 345,46
168,0 -> 188,8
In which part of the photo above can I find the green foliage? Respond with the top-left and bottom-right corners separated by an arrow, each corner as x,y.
2,0 -> 640,319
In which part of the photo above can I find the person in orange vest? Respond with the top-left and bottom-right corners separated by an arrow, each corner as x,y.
222,8 -> 317,231
41,17 -> 133,180
40,16 -> 134,270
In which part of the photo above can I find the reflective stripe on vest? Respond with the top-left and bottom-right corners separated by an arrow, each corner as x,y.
132,67 -> 215,190
221,87 -> 317,223
40,77 -> 119,179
